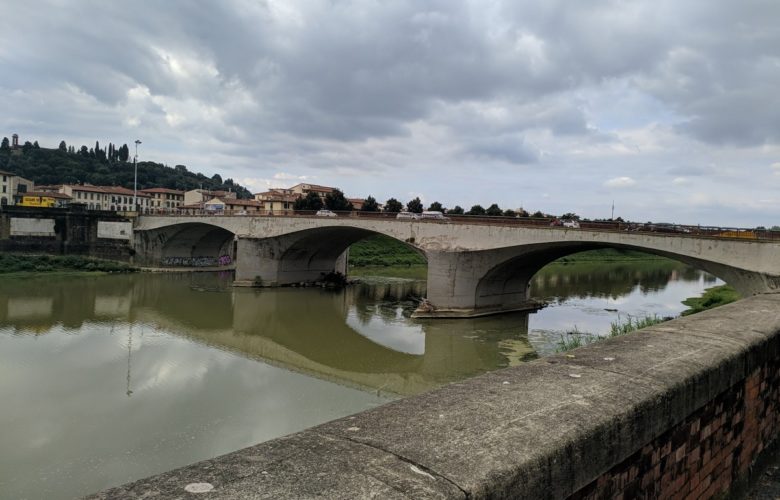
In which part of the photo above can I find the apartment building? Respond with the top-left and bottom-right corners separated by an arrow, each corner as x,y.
0,170 -> 34,206
141,188 -> 185,210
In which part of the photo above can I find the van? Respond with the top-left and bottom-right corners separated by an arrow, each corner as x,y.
421,211 -> 448,221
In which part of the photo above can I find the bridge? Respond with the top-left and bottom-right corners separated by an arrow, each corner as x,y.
134,214 -> 780,317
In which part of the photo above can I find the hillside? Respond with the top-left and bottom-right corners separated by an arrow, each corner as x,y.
0,140 -> 252,198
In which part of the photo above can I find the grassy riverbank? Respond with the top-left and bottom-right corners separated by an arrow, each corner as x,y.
556,314 -> 669,352
681,284 -> 740,315
349,235 -> 426,267
0,254 -> 137,277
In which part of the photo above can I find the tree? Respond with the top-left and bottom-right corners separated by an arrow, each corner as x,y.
79,145 -> 89,157
516,208 -> 529,218
384,198 -> 403,213
0,137 -> 8,150
22,141 -> 34,153
503,209 -> 516,217
448,205 -> 464,215
406,197 -> 423,213
486,203 -> 502,216
427,201 -> 444,212
119,144 -> 129,162
531,210 -> 545,218
467,204 -> 486,216
361,195 -> 379,212
325,189 -> 353,211
561,212 -> 580,220
33,141 -> 40,149
58,140 -> 67,152
211,173 -> 223,184
294,191 -> 324,211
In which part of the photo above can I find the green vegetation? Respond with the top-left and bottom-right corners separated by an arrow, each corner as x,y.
349,235 -> 427,267
0,254 -> 137,276
0,138 -> 253,198
681,284 -> 740,315
555,314 -> 669,352
553,248 -> 671,263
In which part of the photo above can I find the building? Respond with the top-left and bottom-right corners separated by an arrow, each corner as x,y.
183,188 -> 237,207
140,188 -> 185,211
253,189 -> 299,214
59,184 -> 152,212
11,134 -> 18,149
0,170 -> 34,206
289,183 -> 335,199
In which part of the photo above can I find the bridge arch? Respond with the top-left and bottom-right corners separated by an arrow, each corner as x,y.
235,226 -> 426,286
472,241 -> 771,313
135,222 -> 236,268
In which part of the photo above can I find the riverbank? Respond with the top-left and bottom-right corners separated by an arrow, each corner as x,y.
0,254 -> 137,277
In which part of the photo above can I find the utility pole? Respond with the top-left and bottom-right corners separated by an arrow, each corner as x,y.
611,200 -> 615,220
133,140 -> 142,212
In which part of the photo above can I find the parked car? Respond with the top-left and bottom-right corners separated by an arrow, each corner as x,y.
550,219 -> 580,228
396,211 -> 420,220
316,209 -> 337,217
420,210 -> 449,221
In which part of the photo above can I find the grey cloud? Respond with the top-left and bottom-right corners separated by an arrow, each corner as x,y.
468,135 -> 538,164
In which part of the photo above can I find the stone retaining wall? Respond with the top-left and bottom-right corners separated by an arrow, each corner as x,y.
87,294 -> 780,499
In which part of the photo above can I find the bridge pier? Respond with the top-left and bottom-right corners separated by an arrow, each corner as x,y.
234,236 -> 348,287
414,250 -> 542,318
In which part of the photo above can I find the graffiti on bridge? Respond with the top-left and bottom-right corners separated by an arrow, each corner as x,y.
161,255 -> 233,267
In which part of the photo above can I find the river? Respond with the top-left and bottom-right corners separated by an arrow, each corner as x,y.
0,260 -> 718,499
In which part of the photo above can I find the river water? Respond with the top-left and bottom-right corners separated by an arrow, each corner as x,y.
0,260 -> 718,499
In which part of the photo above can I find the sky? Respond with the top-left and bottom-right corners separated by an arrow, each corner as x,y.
2,0 -> 779,227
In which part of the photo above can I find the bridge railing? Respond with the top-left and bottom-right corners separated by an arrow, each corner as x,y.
138,208 -> 780,242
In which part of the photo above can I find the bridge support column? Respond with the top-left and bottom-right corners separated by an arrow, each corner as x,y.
234,237 -> 349,287
413,250 -> 541,318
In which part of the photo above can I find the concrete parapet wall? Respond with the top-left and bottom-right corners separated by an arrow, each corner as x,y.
88,294 -> 780,499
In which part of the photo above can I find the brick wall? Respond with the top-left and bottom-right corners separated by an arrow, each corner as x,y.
571,361 -> 780,499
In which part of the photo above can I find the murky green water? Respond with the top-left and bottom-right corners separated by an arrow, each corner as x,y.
0,261 -> 717,499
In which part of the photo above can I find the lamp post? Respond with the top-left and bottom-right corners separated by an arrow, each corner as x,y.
133,140 -> 142,212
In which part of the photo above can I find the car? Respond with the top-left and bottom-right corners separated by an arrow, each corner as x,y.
315,209 -> 337,217
420,211 -> 449,221
396,211 -> 420,220
550,219 -> 580,228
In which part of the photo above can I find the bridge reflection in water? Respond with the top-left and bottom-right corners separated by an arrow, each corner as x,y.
0,260 -> 713,397
0,273 -> 535,396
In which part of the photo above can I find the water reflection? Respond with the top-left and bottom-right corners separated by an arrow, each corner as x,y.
0,262 -> 716,499
0,274 -> 534,397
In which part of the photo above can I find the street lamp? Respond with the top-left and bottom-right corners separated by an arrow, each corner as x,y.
133,140 -> 142,212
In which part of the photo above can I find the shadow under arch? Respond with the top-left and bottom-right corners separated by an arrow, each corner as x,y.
475,242 -> 757,310
239,226 -> 427,286
136,222 -> 236,267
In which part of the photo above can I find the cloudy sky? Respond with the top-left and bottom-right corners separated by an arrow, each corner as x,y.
2,0 -> 779,226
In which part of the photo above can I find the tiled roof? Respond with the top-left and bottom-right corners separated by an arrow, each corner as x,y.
140,188 -> 185,195
22,191 -> 72,199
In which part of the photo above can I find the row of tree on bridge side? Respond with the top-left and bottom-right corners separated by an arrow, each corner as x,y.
293,189 -> 573,220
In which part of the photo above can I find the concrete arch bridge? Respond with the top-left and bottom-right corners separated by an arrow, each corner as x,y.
134,215 -> 780,318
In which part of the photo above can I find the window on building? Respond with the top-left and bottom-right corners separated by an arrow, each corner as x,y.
1,186 -> 5,193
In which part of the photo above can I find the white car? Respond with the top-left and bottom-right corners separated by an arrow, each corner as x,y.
396,211 -> 420,220
316,209 -> 337,217
420,210 -> 448,221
